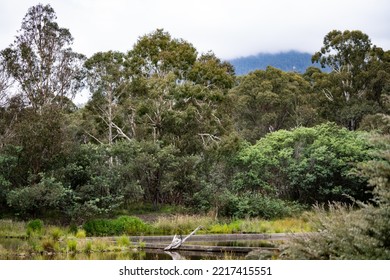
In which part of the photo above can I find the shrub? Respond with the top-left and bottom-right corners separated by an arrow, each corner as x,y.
113,216 -> 150,235
282,134 -> 390,259
83,219 -> 113,236
26,219 -> 44,236
83,216 -> 150,236
6,175 -> 74,217
218,192 -> 303,219
236,123 -> 373,204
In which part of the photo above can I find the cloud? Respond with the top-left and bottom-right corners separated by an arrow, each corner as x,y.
1,0 -> 389,60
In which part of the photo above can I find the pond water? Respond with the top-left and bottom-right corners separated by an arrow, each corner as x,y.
186,240 -> 278,247
0,238 -> 248,260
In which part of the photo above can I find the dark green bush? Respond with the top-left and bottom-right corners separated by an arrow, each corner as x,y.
6,175 -> 74,217
282,134 -> 390,260
219,192 -> 303,219
113,216 -> 150,235
26,219 -> 44,236
68,224 -> 78,235
83,216 -> 150,236
83,219 -> 113,236
236,123 -> 373,204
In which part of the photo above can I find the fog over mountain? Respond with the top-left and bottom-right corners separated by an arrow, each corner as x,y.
229,50 -> 326,75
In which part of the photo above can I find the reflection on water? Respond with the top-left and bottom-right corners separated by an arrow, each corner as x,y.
30,251 -> 173,260
0,238 -> 246,260
186,240 -> 278,247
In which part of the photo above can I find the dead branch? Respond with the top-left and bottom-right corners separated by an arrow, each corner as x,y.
164,226 -> 203,250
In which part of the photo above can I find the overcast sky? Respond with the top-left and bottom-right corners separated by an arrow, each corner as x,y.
1,0 -> 389,60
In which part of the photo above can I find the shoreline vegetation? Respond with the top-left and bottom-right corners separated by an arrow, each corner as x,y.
0,215 -> 310,259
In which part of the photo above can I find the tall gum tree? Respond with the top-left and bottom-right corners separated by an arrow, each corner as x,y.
84,51 -> 129,146
0,57 -> 12,107
125,31 -> 236,149
1,4 -> 85,113
230,66 -> 316,143
312,30 -> 387,130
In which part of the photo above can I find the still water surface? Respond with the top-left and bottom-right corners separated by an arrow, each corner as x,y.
0,238 -> 248,260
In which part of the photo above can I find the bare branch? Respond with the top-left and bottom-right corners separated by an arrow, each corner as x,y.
84,130 -> 104,145
111,121 -> 132,142
322,89 -> 334,101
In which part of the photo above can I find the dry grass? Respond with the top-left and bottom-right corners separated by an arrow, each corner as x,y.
0,219 -> 27,237
239,217 -> 312,234
152,214 -> 215,235
151,214 -> 311,234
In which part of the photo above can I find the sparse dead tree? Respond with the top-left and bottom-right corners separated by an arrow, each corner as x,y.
164,226 -> 203,250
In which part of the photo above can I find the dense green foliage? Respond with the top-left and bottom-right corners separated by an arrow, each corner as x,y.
282,134 -> 390,259
83,216 -> 150,236
26,219 -> 44,236
231,66 -> 317,142
236,123 -> 372,203
1,3 -> 389,243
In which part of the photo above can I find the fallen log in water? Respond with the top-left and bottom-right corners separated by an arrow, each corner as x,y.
128,233 -> 304,243
164,226 -> 203,250
145,243 -> 280,253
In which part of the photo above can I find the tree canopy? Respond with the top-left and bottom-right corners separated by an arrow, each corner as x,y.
1,4 -> 85,112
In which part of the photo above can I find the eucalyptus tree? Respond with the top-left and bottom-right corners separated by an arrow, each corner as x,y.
119,30 -> 237,207
0,4 -> 85,215
0,57 -> 12,107
124,29 -> 197,143
127,28 -> 197,80
188,51 -> 236,90
1,4 -> 85,112
84,51 -> 129,146
124,29 -> 235,150
231,66 -> 316,143
0,57 -> 14,148
312,30 -> 386,130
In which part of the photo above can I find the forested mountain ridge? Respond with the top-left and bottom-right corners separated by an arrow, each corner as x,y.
229,50 -> 325,75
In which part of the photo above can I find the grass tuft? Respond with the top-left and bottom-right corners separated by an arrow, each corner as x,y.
76,229 -> 86,239
117,235 -> 131,248
67,239 -> 77,253
49,227 -> 63,241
